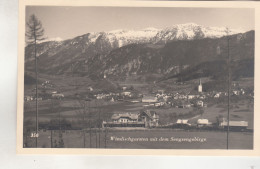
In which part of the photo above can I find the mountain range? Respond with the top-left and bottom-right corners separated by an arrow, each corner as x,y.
24,23 -> 253,82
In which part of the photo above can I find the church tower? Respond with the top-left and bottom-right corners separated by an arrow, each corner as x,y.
198,79 -> 202,93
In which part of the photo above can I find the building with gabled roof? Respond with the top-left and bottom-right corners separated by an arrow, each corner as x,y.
139,110 -> 159,127
197,119 -> 212,127
142,95 -> 158,103
220,120 -> 248,131
198,79 -> 202,93
111,113 -> 139,123
102,110 -> 159,128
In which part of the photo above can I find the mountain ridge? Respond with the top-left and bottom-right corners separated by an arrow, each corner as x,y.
24,24 -> 254,83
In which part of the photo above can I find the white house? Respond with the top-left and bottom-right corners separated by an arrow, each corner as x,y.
214,93 -> 220,98
197,100 -> 204,107
122,91 -> 131,96
220,120 -> 248,131
142,96 -> 158,103
52,93 -> 64,98
197,119 -> 211,126
176,119 -> 190,125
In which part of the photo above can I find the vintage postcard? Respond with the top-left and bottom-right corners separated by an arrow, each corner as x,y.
17,0 -> 260,155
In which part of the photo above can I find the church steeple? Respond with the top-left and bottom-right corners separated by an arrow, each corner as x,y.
198,79 -> 202,93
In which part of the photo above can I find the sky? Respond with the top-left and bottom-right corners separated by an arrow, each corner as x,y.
26,6 -> 254,40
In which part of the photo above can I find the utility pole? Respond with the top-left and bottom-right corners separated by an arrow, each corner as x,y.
35,42 -> 39,148
89,106 -> 92,148
59,101 -> 61,148
51,130 -> 53,148
95,129 -> 98,148
83,102 -> 86,148
227,36 -> 231,149
89,123 -> 92,148
98,106 -> 101,148
104,126 -> 107,148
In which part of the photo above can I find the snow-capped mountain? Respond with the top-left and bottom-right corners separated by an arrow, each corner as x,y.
85,27 -> 159,48
153,23 -> 244,43
25,23 -> 252,77
86,23 -> 245,47
40,23 -> 245,48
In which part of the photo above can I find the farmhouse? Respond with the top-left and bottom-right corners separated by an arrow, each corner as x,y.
111,113 -> 139,123
174,119 -> 191,128
139,110 -> 159,127
176,119 -> 189,125
102,110 -> 159,128
197,119 -> 212,127
220,121 -> 248,131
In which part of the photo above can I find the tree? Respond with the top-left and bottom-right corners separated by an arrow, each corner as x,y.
26,14 -> 45,148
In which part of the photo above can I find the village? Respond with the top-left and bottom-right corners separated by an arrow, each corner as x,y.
24,77 -> 253,132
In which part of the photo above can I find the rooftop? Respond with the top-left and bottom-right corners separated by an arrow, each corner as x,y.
111,113 -> 139,120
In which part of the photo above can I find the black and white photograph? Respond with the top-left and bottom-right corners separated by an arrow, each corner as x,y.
19,3 -> 256,151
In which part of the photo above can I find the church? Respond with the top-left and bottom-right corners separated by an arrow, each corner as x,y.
198,79 -> 202,93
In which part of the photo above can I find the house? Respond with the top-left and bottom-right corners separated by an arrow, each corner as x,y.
157,90 -> 164,94
173,93 -> 180,100
121,91 -> 131,96
188,90 -> 200,100
163,95 -> 170,102
103,110 -> 159,128
233,90 -> 240,95
199,95 -> 206,99
52,93 -> 64,99
96,94 -> 106,99
174,119 -> 191,128
185,104 -> 191,108
36,97 -> 43,101
110,97 -> 115,102
197,100 -> 204,107
220,121 -> 248,131
188,95 -> 196,99
214,93 -> 220,98
176,119 -> 189,125
197,119 -> 212,127
139,110 -> 159,127
240,89 -> 245,95
111,113 -> 139,123
178,94 -> 187,99
142,96 -> 157,103
24,96 -> 33,101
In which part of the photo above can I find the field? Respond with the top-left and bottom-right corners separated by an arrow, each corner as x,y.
24,129 -> 253,149
23,73 -> 254,149
24,95 -> 254,130
188,102 -> 254,129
